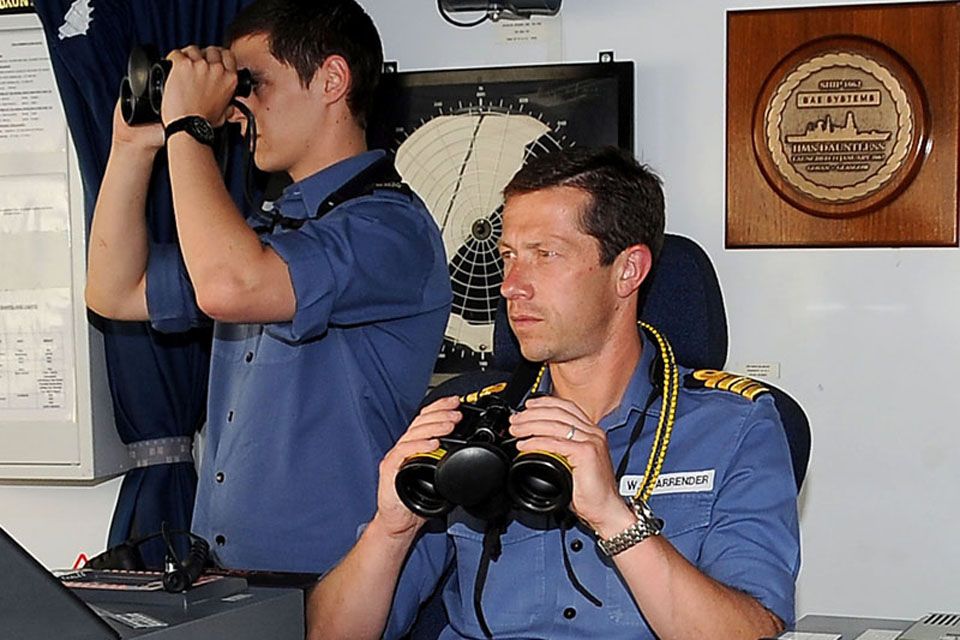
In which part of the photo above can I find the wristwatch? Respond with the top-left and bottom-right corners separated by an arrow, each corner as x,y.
164,115 -> 215,147
596,497 -> 664,557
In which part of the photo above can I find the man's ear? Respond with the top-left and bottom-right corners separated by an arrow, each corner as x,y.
314,54 -> 351,106
614,244 -> 653,298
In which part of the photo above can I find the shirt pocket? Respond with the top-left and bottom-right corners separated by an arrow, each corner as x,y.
212,323 -> 304,365
602,492 -> 713,627
655,491 -> 713,557
212,323 -> 261,363
447,519 -> 548,635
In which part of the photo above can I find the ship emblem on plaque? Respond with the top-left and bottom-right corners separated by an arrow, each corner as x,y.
753,37 -> 929,218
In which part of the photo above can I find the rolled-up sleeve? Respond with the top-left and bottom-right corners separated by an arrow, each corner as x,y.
145,242 -> 209,333
262,194 -> 445,344
698,396 -> 801,626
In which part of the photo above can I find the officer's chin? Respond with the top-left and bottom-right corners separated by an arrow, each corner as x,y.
517,340 -> 551,365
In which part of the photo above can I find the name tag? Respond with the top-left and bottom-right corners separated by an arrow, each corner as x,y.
619,470 -> 716,497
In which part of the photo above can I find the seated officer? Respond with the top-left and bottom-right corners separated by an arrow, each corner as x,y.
305,146 -> 800,640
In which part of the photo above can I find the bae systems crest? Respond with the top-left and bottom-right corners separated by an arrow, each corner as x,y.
753,37 -> 928,218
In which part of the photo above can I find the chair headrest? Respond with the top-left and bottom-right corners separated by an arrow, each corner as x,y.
639,234 -> 728,370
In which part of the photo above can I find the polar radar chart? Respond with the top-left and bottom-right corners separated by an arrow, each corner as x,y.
370,61 -> 634,372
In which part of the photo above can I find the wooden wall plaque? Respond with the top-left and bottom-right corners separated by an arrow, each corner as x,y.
726,2 -> 959,247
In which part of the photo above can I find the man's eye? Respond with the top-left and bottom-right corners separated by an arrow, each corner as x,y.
538,250 -> 557,258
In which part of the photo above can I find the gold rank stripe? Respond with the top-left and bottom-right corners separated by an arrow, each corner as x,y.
690,369 -> 768,401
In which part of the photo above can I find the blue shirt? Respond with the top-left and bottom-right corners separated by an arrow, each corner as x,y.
146,150 -> 452,573
384,330 -> 800,639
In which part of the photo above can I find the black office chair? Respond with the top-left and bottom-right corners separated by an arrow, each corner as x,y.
407,233 -> 810,640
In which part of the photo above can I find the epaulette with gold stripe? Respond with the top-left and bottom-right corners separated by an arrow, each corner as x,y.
461,382 -> 508,405
684,369 -> 769,402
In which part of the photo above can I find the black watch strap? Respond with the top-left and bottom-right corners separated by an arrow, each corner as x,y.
164,116 -> 215,147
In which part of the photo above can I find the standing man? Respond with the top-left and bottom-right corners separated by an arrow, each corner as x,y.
306,146 -> 800,639
85,0 -> 451,573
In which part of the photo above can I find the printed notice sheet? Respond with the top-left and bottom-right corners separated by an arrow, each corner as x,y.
0,173 -> 71,293
0,173 -> 69,234
0,27 -> 65,155
0,288 -> 75,421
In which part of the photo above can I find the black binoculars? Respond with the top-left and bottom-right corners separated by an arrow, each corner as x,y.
120,44 -> 254,125
395,393 -> 573,520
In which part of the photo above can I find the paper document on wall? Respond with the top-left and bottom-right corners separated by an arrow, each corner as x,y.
0,288 -> 76,421
0,28 -> 66,155
0,173 -> 69,234
0,174 -> 71,294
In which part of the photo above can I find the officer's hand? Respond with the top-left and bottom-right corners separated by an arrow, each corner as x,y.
509,396 -> 633,534
110,99 -> 164,152
161,45 -> 239,127
373,396 -> 462,538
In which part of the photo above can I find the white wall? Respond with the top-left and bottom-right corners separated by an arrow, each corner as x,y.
1,0 -> 957,623
0,479 -> 121,569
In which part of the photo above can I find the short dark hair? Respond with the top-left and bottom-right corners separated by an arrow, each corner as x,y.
225,0 -> 383,128
503,146 -> 665,266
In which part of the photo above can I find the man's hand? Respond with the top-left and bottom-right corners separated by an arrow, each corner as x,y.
161,45 -> 239,127
306,396 -> 462,640
509,396 -> 634,537
373,395 -> 462,538
110,99 -> 164,153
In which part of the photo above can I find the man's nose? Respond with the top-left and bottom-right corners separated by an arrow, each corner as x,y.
501,263 -> 532,300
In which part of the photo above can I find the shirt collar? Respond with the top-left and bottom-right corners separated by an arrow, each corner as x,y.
533,326 -> 660,432
274,149 -> 386,219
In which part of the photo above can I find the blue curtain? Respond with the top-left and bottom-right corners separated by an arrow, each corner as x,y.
34,0 -> 256,565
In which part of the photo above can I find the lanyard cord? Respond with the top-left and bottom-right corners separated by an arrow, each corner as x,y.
632,322 -> 679,503
533,321 -> 679,501
228,98 -> 260,215
470,323 -> 679,636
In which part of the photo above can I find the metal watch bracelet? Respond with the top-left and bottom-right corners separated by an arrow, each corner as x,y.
596,497 -> 664,557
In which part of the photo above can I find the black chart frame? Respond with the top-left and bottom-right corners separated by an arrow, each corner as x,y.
368,60 -> 635,374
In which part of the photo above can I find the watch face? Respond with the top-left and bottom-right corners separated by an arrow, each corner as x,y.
189,117 -> 215,144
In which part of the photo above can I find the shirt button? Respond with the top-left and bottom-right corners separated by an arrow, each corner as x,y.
215,472 -> 225,483
563,607 -> 576,619
570,539 -> 583,552
215,534 -> 226,546
244,352 -> 254,363
227,411 -> 234,422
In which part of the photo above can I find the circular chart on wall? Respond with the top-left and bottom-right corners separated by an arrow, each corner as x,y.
370,61 -> 634,372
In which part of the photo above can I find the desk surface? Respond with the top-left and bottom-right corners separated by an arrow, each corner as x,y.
793,614 -> 912,639
92,585 -> 304,640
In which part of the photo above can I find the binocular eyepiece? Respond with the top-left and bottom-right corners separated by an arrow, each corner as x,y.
120,44 -> 253,126
395,394 -> 573,520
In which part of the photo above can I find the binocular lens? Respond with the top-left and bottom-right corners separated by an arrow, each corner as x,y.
395,457 -> 451,518
148,61 -> 170,116
120,77 -> 136,125
508,453 -> 572,514
120,76 -> 158,127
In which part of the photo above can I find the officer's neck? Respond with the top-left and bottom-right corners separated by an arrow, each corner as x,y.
548,324 -> 642,425
287,116 -> 369,182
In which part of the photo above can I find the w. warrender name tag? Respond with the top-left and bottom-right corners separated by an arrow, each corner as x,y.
727,3 -> 959,247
